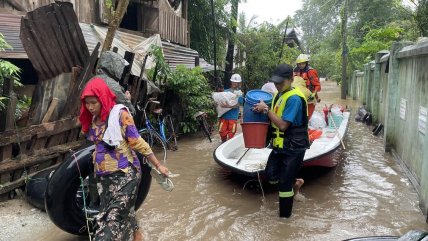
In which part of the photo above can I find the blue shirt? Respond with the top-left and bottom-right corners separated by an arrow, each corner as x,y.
281,95 -> 303,126
221,88 -> 244,120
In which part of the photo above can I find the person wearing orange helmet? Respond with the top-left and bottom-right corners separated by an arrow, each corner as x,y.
293,54 -> 321,119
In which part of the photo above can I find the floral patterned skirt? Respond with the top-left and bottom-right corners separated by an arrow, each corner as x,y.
94,166 -> 141,241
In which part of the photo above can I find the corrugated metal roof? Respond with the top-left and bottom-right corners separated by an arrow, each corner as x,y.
0,12 -> 213,74
112,27 -> 213,71
80,23 -> 143,76
0,11 -> 26,58
80,23 -> 214,72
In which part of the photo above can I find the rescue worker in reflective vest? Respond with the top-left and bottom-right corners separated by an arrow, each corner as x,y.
293,54 -> 321,120
254,64 -> 310,218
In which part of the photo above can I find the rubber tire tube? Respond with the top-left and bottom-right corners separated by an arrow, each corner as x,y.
25,168 -> 54,211
45,145 -> 152,235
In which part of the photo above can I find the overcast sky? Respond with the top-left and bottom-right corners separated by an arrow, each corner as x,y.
239,0 -> 303,25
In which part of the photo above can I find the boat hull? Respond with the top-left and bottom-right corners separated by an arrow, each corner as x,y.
213,112 -> 350,177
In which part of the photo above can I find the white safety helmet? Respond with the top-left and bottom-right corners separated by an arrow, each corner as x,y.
296,54 -> 310,64
230,73 -> 242,83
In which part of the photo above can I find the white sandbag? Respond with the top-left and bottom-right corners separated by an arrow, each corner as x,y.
309,111 -> 327,129
261,82 -> 277,95
212,92 -> 239,117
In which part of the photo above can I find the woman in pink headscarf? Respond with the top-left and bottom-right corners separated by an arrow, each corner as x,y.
79,77 -> 169,241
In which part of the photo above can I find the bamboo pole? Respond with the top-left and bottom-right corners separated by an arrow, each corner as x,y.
329,112 -> 346,150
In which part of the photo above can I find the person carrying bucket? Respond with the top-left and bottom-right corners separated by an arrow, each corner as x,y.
253,64 -> 310,218
293,54 -> 321,119
218,73 -> 244,142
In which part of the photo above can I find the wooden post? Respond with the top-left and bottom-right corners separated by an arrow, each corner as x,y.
41,98 -> 59,124
195,56 -> 200,67
121,51 -> 135,87
340,0 -> 348,100
0,78 -> 16,162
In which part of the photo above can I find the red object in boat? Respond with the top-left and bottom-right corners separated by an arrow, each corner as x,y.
323,105 -> 329,124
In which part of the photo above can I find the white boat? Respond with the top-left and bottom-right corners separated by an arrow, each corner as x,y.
213,112 -> 350,177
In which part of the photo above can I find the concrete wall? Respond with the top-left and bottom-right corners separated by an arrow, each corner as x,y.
354,40 -> 428,221
378,53 -> 389,125
349,70 -> 364,101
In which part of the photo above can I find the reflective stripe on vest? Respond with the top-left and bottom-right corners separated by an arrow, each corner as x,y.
279,190 -> 294,198
271,88 -> 308,149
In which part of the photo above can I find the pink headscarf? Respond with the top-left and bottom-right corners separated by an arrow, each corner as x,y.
79,77 -> 116,133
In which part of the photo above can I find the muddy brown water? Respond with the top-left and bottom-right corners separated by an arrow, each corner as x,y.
21,82 -> 428,240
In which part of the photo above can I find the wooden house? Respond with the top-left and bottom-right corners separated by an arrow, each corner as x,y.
0,0 -> 204,199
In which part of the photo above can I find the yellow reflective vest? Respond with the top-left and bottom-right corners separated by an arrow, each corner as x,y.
270,87 -> 310,150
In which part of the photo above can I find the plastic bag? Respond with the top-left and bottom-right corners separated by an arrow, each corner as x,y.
212,92 -> 238,117
309,111 -> 327,129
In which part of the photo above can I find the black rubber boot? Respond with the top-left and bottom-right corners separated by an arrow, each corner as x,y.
279,196 -> 294,218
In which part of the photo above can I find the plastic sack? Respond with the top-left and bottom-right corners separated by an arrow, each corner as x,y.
309,111 -> 327,129
331,106 -> 343,116
261,82 -> 277,95
212,92 -> 239,117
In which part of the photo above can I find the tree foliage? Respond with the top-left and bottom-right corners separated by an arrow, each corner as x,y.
167,66 -> 216,134
188,0 -> 230,67
0,33 -> 22,111
147,45 -> 216,134
294,0 -> 415,82
234,15 -> 301,90
415,0 -> 428,36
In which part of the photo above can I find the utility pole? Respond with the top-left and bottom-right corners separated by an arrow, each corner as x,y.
278,16 -> 290,63
340,0 -> 348,99
224,0 -> 239,88
210,0 -> 220,89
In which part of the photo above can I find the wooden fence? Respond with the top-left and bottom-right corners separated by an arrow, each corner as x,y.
159,10 -> 188,46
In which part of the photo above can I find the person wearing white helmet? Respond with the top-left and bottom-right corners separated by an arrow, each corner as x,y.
293,54 -> 321,119
218,73 -> 244,142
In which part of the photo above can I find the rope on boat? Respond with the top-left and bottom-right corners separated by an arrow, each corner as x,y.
71,150 -> 93,241
242,170 -> 265,200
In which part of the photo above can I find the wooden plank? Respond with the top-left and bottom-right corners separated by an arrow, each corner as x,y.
60,67 -> 80,118
28,10 -> 63,75
0,78 -> 16,161
50,5 -> 78,71
0,146 -> 13,163
120,51 -> 135,87
31,137 -> 48,152
60,43 -> 100,119
0,140 -> 83,174
5,0 -> 26,11
0,163 -> 60,195
66,128 -> 80,143
41,97 -> 59,123
45,11 -> 73,71
0,118 -> 79,147
0,78 -> 15,132
46,132 -> 67,148
0,173 -> 10,185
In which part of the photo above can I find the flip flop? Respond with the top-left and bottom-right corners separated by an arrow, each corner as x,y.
150,168 -> 174,192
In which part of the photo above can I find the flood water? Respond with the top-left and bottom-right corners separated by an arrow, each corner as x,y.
28,82 -> 428,241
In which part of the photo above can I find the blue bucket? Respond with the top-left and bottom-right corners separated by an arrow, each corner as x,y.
243,90 -> 273,123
